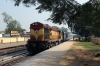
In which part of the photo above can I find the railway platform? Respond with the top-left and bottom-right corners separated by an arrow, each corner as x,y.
0,42 -> 26,49
13,41 -> 76,66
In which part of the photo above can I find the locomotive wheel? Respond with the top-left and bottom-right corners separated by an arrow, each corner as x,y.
55,43 -> 57,46
58,41 -> 60,45
57,41 -> 59,45
52,42 -> 55,47
59,41 -> 61,44
51,44 -> 54,47
47,44 -> 51,49
49,44 -> 52,48
46,44 -> 49,49
48,45 -> 51,49
53,42 -> 56,46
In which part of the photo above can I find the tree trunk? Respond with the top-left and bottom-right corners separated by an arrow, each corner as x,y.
85,35 -> 88,41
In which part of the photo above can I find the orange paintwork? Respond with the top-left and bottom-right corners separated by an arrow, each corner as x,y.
37,34 -> 44,40
49,30 -> 62,40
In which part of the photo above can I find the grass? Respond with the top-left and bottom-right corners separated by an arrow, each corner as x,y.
75,42 -> 100,52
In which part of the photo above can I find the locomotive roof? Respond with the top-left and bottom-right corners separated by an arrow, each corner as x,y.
31,22 -> 61,31
44,23 -> 60,31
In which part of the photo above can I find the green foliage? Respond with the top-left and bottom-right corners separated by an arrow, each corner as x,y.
12,0 -> 80,24
12,0 -> 100,37
61,27 -> 68,32
75,42 -> 100,52
2,12 -> 13,24
69,1 -> 100,37
5,20 -> 22,33
2,12 -> 23,34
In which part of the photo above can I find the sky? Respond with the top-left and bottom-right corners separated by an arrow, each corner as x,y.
0,0 -> 89,32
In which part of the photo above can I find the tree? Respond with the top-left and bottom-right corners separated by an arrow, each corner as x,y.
65,2 -> 94,41
80,1 -> 100,37
12,0 -> 80,25
2,12 -> 13,24
69,1 -> 100,41
5,20 -> 23,33
61,27 -> 68,32
2,12 -> 23,34
12,0 -> 100,38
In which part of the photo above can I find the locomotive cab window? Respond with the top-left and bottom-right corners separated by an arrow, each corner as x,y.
34,22 -> 38,26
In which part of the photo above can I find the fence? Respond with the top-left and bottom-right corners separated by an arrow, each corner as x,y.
0,37 -> 30,44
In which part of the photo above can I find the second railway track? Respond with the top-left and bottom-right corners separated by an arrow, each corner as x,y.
0,41 -> 68,66
0,45 -> 26,56
0,49 -> 29,66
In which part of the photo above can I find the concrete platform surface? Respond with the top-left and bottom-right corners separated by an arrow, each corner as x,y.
12,41 -> 75,66
0,42 -> 27,49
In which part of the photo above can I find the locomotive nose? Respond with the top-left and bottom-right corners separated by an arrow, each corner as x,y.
30,28 -> 44,41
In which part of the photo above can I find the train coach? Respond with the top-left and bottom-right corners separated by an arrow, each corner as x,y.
26,22 -> 68,55
62,31 -> 69,42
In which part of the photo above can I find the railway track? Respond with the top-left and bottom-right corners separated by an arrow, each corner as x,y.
0,49 -> 29,66
0,45 -> 26,56
0,41 -> 67,66
0,44 -> 47,66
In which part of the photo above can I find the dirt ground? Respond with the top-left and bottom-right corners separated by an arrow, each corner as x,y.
65,43 -> 100,66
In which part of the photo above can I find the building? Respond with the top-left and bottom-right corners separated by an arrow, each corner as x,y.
0,34 -> 2,37
0,31 -> 5,34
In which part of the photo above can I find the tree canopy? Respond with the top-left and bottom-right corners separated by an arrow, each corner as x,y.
12,0 -> 80,24
12,0 -> 100,38
2,12 -> 13,24
68,0 -> 100,40
2,12 -> 23,34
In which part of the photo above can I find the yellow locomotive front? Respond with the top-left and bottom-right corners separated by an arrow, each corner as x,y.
30,22 -> 44,41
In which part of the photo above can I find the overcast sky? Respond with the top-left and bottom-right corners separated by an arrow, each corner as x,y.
0,0 -> 89,32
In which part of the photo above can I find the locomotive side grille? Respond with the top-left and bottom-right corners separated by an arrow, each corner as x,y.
44,28 -> 50,39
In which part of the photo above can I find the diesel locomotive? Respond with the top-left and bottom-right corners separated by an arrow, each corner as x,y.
26,22 -> 68,55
